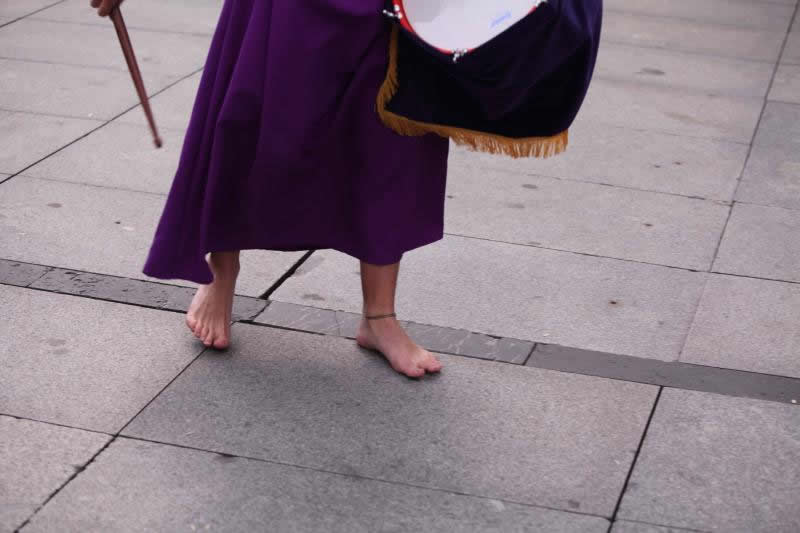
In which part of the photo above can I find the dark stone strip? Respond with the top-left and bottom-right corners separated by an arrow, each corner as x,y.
0,259 -> 51,287
529,344 -> 800,405
23,265 -> 267,321
250,300 -> 534,364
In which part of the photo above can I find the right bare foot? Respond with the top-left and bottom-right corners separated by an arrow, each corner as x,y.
186,251 -> 240,349
356,315 -> 443,377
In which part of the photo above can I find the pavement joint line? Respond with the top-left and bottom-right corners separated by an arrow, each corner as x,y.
707,0 -> 800,272
25,16 -> 216,38
730,196 -> 800,214
258,250 -> 315,300
0,106 -> 107,123
602,6 -> 797,34
610,518 -> 711,533
0,66 -> 203,187
13,173 -> 170,198
447,158 -> 739,204
607,387 -> 663,532
0,54 -> 147,74
443,231 -> 714,274
598,37 -> 784,66
0,0 -> 67,30
113,434 -> 613,523
13,436 -> 118,533
3,258 -> 799,403
0,105 -> 191,134
0,412 -> 114,438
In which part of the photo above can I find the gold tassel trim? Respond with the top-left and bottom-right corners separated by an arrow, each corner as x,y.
376,25 -> 568,159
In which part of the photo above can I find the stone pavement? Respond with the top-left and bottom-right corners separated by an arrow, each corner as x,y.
1,0 -> 799,531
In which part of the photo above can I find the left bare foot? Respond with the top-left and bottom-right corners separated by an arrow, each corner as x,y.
185,251 -> 240,349
356,315 -> 443,377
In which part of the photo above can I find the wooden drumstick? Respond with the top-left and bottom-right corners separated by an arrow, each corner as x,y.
109,7 -> 163,148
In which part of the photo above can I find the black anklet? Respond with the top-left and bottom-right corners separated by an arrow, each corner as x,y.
365,312 -> 396,320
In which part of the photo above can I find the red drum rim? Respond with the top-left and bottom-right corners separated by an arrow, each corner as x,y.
389,1 -> 545,56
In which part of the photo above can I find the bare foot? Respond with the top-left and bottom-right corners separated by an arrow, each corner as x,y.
186,251 -> 240,349
356,315 -> 443,377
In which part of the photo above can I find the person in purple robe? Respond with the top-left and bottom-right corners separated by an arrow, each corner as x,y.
91,0 -> 601,379
91,0 -> 449,378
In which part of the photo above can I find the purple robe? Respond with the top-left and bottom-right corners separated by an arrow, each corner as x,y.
142,0 -> 450,285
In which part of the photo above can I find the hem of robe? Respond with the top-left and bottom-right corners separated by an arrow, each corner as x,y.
141,227 -> 445,286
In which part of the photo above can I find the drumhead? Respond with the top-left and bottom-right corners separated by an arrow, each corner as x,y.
400,0 -> 547,52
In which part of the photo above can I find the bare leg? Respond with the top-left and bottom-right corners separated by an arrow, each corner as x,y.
186,251 -> 240,349
356,259 -> 443,377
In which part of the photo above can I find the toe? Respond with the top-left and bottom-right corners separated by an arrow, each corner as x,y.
213,334 -> 230,350
202,328 -> 215,347
406,365 -> 426,378
185,315 -> 197,332
198,325 -> 209,342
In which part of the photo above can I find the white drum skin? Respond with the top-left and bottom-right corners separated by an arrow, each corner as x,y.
399,0 -> 547,52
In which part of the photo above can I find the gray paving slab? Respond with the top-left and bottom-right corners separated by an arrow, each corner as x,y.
0,110 -> 100,174
272,235 -> 707,361
602,11 -> 786,62
618,389 -> 800,532
26,438 -> 610,533
769,63 -> 800,103
736,101 -> 800,209
22,121 -> 185,195
32,0 -> 223,35
123,323 -> 658,517
117,71 -> 201,131
680,274 -> 800,379
750,101 -> 800,148
581,80 -> 763,143
0,0 -> 60,19
0,285 -> 203,433
712,203 -> 800,283
596,42 -> 774,98
0,259 -> 49,287
605,0 -> 796,28
736,146 -> 800,210
0,176 -> 303,297
449,120 -> 747,201
784,29 -> 800,65
0,416 -> 110,533
0,58 -> 177,120
0,19 -> 210,78
0,17 -> 12,26
611,521 -> 707,533
445,161 -> 729,270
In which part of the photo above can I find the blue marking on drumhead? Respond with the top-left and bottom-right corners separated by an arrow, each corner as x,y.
490,11 -> 512,28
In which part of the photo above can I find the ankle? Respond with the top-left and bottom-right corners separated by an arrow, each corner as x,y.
208,252 -> 240,275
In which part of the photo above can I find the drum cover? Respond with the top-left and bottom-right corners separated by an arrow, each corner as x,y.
377,0 -> 603,158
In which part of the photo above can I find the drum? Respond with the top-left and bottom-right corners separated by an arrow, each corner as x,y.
377,0 -> 603,158
384,0 -> 548,62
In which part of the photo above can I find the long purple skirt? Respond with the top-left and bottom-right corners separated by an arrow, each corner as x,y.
142,0 -> 449,285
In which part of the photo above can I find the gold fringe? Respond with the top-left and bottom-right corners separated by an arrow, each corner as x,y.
376,25 -> 568,159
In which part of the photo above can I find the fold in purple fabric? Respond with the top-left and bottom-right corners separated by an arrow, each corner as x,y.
142,0 -> 449,284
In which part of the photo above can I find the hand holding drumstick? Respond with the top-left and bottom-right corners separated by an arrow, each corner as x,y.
89,0 -> 163,148
90,0 -> 124,17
